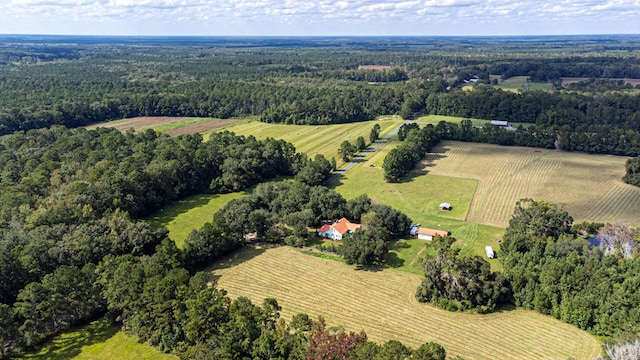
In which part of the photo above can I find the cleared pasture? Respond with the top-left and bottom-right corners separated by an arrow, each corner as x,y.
213,117 -> 404,165
211,246 -> 601,360
491,75 -> 552,92
424,141 -> 640,227
147,191 -> 248,248
21,319 -> 177,360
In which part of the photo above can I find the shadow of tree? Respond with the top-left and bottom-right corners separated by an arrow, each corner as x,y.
146,193 -> 222,228
23,320 -> 118,360
391,240 -> 411,249
205,244 -> 268,281
385,252 -> 405,269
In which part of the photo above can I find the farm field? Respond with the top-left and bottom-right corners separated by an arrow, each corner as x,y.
147,191 -> 248,248
211,246 -> 601,360
490,75 -> 552,92
21,319 -> 177,360
85,116 -> 241,134
213,117 -> 404,165
424,141 -> 640,227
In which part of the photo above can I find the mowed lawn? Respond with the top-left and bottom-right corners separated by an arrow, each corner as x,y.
425,141 -> 640,227
211,246 -> 601,360
21,319 -> 177,360
147,192 -> 248,248
213,117 -> 404,166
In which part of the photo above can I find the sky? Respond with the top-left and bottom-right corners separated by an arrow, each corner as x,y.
0,0 -> 639,36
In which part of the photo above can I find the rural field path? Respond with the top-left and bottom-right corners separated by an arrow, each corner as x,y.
324,121 -> 407,185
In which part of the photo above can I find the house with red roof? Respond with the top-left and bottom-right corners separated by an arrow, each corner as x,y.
318,217 -> 362,240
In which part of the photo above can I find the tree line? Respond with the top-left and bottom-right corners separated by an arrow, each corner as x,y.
382,123 -> 440,182
3,41 -> 640,157
415,198 -> 640,340
623,157 -> 640,187
383,122 -> 556,182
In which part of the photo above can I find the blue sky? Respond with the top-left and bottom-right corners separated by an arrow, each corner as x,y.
1,0 -> 639,36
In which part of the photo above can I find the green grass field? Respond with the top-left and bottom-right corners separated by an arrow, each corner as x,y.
212,117 -> 405,166
491,75 -> 552,92
147,192 -> 248,248
21,320 -> 177,360
211,246 -> 601,360
414,114 -> 529,128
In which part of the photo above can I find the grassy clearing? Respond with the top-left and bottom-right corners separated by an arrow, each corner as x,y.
21,319 -> 176,360
211,246 -> 601,360
212,117 -> 404,166
414,114 -> 529,128
491,75 -> 552,92
387,238 -> 434,275
147,192 -> 247,248
424,141 -> 640,228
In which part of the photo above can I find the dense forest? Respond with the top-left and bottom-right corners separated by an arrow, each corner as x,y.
2,35 -> 640,358
2,36 -> 640,155
0,125 -> 431,359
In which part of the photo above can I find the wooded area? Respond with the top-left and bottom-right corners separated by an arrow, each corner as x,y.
2,35 -> 640,156
2,35 -> 640,358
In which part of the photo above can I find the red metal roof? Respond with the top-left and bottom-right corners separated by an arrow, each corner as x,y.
418,227 -> 449,238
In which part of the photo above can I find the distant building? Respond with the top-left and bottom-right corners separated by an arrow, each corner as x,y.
490,120 -> 517,131
491,120 -> 509,127
463,76 -> 480,83
418,227 -> 450,241
485,245 -> 495,258
318,217 -> 361,241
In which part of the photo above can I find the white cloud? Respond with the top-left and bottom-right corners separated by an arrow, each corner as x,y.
0,0 -> 639,35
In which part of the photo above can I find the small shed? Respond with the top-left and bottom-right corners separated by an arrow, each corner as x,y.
485,245 -> 495,259
439,202 -> 451,211
418,227 -> 450,241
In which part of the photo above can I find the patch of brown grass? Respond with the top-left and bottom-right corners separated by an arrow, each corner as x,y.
85,117 -> 240,135
85,117 -> 178,131
164,119 -> 240,136
423,141 -> 640,227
